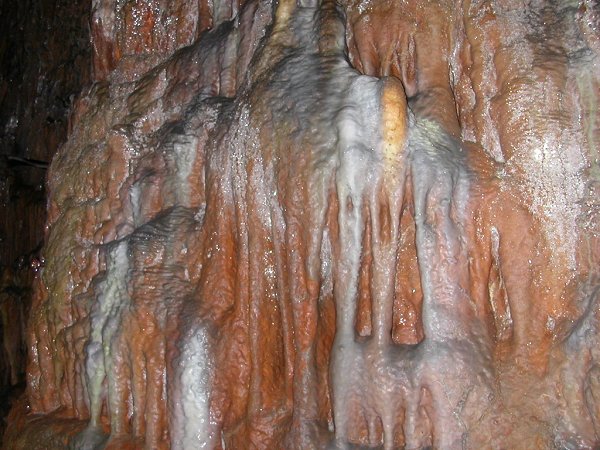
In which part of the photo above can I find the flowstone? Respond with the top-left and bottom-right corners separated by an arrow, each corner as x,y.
4,0 -> 600,449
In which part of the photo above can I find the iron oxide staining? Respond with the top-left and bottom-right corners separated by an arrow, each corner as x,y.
9,0 -> 600,449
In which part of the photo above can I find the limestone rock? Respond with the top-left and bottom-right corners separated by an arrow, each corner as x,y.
3,0 -> 600,449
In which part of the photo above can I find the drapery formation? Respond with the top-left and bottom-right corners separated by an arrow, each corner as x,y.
5,0 -> 600,449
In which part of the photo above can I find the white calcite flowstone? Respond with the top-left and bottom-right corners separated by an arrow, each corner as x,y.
6,0 -> 599,449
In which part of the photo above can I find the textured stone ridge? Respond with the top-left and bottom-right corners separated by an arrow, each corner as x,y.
4,0 -> 600,449
0,0 -> 92,439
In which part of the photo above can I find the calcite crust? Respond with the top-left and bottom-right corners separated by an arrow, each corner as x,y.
4,0 -> 600,449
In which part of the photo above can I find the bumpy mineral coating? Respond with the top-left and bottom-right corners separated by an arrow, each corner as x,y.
4,0 -> 600,449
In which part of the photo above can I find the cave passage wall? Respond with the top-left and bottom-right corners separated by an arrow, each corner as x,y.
0,0 -> 92,437
3,0 -> 600,449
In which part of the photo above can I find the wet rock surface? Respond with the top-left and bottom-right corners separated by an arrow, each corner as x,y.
3,0 -> 600,449
0,0 -> 91,439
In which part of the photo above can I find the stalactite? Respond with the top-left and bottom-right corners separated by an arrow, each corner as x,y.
3,0 -> 600,448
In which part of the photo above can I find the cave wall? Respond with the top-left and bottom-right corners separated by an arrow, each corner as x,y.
3,0 -> 600,449
0,0 -> 91,438
0,0 -> 92,260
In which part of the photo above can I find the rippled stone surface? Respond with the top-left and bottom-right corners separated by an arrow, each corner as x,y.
3,0 -> 600,448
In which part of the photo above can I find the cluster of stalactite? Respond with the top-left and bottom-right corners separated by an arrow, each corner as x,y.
3,0 -> 600,449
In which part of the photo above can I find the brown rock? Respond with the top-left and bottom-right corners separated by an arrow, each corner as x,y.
3,0 -> 600,449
